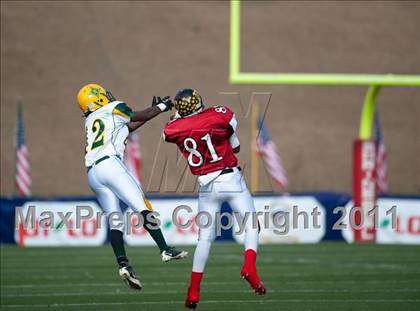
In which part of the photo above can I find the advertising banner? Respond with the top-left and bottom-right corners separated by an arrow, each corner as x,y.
2,194 -> 418,246
377,198 -> 420,244
14,201 -> 107,246
342,198 -> 420,244
124,198 -> 199,246
232,196 -> 326,244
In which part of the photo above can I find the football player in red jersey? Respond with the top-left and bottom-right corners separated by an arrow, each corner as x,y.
163,89 -> 266,309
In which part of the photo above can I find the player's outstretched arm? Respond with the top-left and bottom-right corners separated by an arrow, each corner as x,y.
130,96 -> 173,123
127,121 -> 146,132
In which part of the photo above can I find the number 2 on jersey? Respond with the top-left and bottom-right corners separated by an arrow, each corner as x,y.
184,133 -> 223,167
91,119 -> 105,150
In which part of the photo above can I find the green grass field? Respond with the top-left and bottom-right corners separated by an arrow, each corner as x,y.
1,242 -> 419,311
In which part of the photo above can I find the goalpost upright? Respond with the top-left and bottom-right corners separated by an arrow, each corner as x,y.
229,0 -> 420,242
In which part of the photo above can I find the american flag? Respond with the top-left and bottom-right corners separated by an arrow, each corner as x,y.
256,116 -> 288,191
374,109 -> 388,194
124,132 -> 142,182
15,104 -> 32,197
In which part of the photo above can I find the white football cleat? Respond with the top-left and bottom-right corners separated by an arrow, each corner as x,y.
119,265 -> 142,290
161,247 -> 188,262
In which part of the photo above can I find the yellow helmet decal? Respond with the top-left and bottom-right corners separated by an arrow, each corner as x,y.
174,89 -> 203,117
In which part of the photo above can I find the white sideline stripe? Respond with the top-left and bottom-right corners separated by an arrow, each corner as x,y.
3,278 -> 419,288
2,288 -> 420,298
2,299 -> 420,308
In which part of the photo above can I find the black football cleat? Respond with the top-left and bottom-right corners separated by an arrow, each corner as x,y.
161,247 -> 188,262
118,262 -> 142,291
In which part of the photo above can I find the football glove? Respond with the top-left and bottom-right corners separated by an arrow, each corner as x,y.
152,96 -> 173,112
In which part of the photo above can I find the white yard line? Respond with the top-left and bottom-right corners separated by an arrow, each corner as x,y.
2,288 -> 420,298
2,278 -> 420,289
2,271 -> 418,280
2,299 -> 420,308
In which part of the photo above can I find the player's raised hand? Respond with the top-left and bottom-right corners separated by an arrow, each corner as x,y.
152,96 -> 173,112
131,96 -> 173,122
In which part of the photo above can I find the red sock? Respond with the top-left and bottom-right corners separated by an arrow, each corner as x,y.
243,249 -> 257,271
242,249 -> 261,285
189,271 -> 203,289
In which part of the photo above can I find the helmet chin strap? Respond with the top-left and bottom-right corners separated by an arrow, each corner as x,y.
87,102 -> 103,112
197,105 -> 205,113
103,91 -> 116,102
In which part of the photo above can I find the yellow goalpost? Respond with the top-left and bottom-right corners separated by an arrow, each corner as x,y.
230,0 -> 420,242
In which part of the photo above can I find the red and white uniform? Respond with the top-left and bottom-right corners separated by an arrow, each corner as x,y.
163,106 -> 239,177
163,106 -> 258,272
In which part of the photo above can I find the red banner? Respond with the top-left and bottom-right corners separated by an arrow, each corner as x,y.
353,139 -> 377,242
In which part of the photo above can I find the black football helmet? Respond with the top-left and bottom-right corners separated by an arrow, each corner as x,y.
174,88 -> 204,117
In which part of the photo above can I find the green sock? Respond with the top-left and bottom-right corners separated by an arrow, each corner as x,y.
110,230 -> 127,264
141,210 -> 168,252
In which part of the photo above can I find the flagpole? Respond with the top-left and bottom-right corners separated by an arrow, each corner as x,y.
250,103 -> 259,193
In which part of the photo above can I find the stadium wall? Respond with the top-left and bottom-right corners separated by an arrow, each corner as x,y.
1,193 -> 419,245
2,1 -> 420,196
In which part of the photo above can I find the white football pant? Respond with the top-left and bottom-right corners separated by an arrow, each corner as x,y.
193,168 -> 259,272
87,156 -> 149,232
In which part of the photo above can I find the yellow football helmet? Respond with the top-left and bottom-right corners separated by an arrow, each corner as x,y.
77,83 -> 116,114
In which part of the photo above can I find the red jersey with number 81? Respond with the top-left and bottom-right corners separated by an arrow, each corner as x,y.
163,106 -> 238,175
